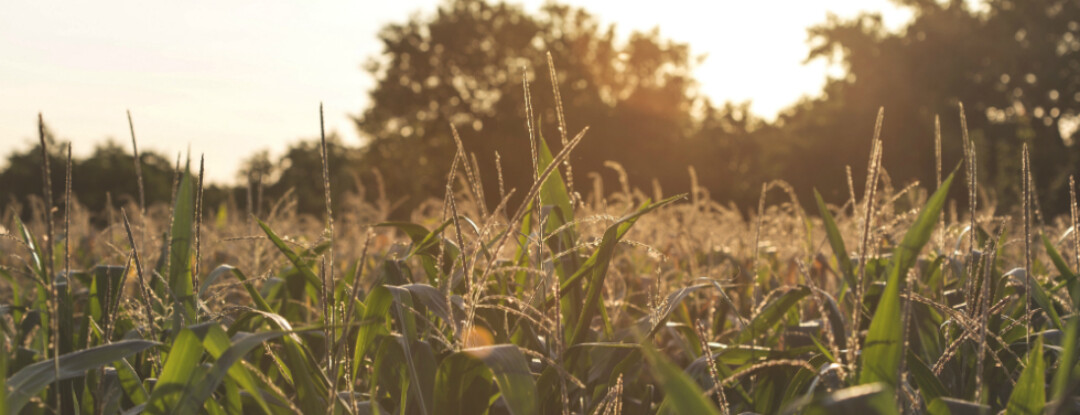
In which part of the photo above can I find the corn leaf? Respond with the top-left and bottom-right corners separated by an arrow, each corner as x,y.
1006,335 -> 1045,415
859,171 -> 955,387
5,339 -> 158,413
643,343 -> 721,415
814,189 -> 856,288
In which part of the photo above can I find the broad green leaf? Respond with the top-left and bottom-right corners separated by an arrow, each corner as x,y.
802,383 -> 898,415
400,283 -> 459,333
87,265 -> 126,329
195,324 -> 277,415
254,217 -> 321,288
188,328 -> 286,414
860,171 -> 955,387
536,131 -> 575,236
642,343 -> 721,415
13,215 -> 47,283
906,350 -> 947,404
1050,318 -> 1077,409
644,284 -> 711,339
1041,233 -> 1079,313
1006,267 -> 1063,331
434,352 -> 494,415
6,339 -> 158,413
113,356 -> 148,406
145,328 -> 205,414
377,220 -> 462,284
815,189 -> 856,289
467,345 -> 538,415
1006,335 -> 1045,415
927,397 -> 989,415
167,171 -> 197,323
733,285 -> 811,346
218,265 -> 275,313
353,286 -> 392,378
0,327 -> 7,413
567,194 -> 685,346
371,335 -> 435,415
778,355 -> 832,407
239,310 -> 329,414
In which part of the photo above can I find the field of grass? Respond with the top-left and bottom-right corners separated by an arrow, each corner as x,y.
2,82 -> 1079,415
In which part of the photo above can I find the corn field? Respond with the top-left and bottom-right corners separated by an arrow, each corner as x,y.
1,75 -> 1079,414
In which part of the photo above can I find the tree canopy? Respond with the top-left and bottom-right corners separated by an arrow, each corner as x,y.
355,0 -> 767,212
4,0 -> 1079,220
781,0 -> 1080,212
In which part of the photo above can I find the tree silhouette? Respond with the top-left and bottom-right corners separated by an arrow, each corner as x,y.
355,0 -> 756,212
1,131 -> 174,224
780,0 -> 1080,214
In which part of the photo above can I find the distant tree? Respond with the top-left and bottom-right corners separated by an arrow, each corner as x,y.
258,135 -> 363,218
0,127 -> 173,223
73,140 -> 174,214
780,0 -> 1080,214
0,131 -> 65,221
356,0 -> 760,211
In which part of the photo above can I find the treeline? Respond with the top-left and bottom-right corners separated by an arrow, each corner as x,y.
4,0 -> 1079,221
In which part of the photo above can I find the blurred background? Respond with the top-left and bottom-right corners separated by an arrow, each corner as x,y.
3,0 -> 1079,221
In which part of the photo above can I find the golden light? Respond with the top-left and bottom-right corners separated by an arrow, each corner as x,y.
463,325 -> 495,357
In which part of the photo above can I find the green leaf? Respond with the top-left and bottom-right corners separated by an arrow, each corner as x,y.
927,397 -> 989,415
254,217 -> 321,288
906,349 -> 947,404
195,325 -> 278,415
1050,318 -> 1077,409
1008,267 -> 1064,331
145,328 -> 205,414
0,326 -> 7,413
13,215 -> 47,283
113,356 -> 148,406
477,345 -> 540,415
434,352 -> 494,415
644,284 -> 711,339
217,265 -> 275,313
5,339 -> 158,413
860,171 -> 955,387
378,220 -> 456,257
1006,335 -> 1045,415
240,310 -> 329,414
815,189 -> 856,289
470,345 -> 538,415
733,285 -> 811,345
567,194 -> 685,346
536,131 -> 575,235
168,171 -> 197,323
400,283 -> 459,332
1042,233 -> 1080,312
371,335 -> 435,415
641,343 -> 721,415
87,265 -> 125,328
802,383 -> 898,415
353,286 -> 392,378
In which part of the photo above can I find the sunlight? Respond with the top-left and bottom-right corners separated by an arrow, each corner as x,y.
1,0 -> 909,183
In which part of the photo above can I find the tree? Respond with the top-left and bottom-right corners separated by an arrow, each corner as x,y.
355,0 -> 735,212
264,135 -> 362,218
73,140 -> 174,215
1,128 -> 175,224
779,0 -> 1080,214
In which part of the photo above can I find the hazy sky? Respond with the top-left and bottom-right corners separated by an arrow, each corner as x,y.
1,0 -> 911,184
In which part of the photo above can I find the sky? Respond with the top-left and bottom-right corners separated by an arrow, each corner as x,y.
0,0 -> 912,184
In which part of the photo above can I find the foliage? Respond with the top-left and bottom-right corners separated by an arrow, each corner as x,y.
355,0 -> 767,213
3,68 -> 1079,414
784,0 -> 1080,212
2,1 -> 1080,413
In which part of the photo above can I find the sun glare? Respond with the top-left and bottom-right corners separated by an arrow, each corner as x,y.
1,0 -> 908,183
